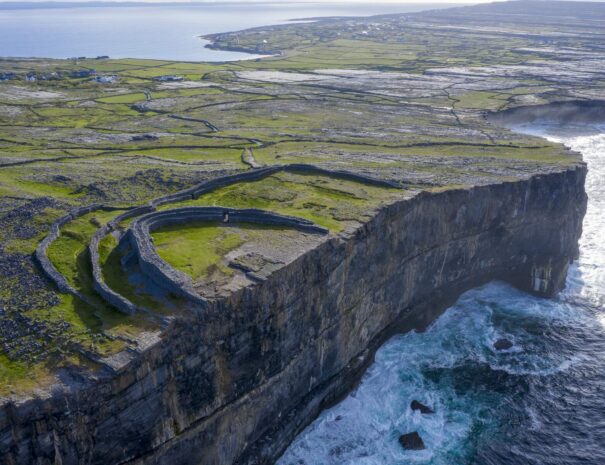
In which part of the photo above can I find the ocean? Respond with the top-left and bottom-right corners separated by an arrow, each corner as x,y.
278,125 -> 605,465
0,2 -> 452,61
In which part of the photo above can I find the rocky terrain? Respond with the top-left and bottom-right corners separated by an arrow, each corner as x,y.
0,1 -> 603,464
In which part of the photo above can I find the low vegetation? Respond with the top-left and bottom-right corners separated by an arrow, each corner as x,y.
0,1 -> 595,395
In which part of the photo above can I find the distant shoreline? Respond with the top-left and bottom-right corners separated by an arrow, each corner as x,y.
0,2 -> 457,61
0,1 -> 465,11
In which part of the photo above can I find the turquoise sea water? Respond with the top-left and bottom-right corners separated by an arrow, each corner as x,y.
279,127 -> 605,465
0,2 -> 451,61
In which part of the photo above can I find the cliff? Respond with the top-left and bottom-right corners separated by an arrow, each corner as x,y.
0,165 -> 586,465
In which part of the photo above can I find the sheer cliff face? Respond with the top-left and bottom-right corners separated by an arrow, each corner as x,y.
0,165 -> 586,465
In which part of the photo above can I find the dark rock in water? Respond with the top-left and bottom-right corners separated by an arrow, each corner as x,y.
494,338 -> 513,350
411,400 -> 434,414
399,432 -> 425,450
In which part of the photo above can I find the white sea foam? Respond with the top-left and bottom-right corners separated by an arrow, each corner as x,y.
278,282 -> 585,465
559,134 -> 605,312
278,129 -> 605,465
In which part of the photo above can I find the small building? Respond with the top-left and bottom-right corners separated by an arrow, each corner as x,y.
94,75 -> 118,84
96,55 -> 110,60
0,72 -> 16,82
41,72 -> 61,81
154,75 -> 184,82
25,73 -> 37,82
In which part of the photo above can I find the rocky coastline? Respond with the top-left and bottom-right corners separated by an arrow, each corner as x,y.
0,163 -> 587,465
1,1 -> 603,463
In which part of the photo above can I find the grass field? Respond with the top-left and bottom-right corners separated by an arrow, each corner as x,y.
0,3 -> 593,394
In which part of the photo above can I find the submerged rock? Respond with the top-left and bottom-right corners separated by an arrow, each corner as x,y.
411,400 -> 434,414
399,432 -> 425,450
494,338 -> 513,350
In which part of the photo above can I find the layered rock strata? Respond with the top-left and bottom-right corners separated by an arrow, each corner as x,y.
0,164 -> 586,465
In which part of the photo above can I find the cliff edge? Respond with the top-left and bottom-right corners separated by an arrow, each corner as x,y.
1,1 -> 603,463
1,164 -> 587,465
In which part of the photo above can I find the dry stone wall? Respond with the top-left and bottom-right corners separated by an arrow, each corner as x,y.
282,164 -> 400,188
37,164 -> 398,316
34,204 -> 123,306
129,207 -> 328,306
87,206 -> 157,316
79,164 -> 397,314
88,225 -> 139,315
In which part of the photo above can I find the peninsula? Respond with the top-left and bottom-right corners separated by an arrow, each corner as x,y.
0,1 -> 602,464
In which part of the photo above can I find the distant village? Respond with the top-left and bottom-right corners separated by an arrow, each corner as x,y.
0,55 -> 184,85
0,69 -> 119,84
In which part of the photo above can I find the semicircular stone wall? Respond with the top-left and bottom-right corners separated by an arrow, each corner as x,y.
127,207 -> 329,308
35,164 -> 400,316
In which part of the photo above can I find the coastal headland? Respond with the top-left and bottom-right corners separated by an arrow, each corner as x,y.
0,1 -> 603,463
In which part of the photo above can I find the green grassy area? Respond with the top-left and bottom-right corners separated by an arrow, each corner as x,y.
237,39 -> 419,71
151,172 -> 402,285
27,294 -> 122,353
151,222 -> 316,287
0,1 -> 595,392
454,91 -> 511,110
171,172 -> 403,231
0,174 -> 83,200
153,222 -> 245,283
46,210 -> 119,290
122,147 -> 244,164
44,210 -> 162,347
0,354 -> 51,397
96,93 -> 148,104
249,139 -> 572,165
99,234 -> 185,315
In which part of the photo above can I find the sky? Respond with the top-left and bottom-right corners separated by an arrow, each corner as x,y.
2,0 -> 603,4
0,0 -> 492,3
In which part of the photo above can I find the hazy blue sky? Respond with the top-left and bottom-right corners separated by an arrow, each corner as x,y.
3,0 -> 604,4
4,0 -> 604,6
0,0 -> 490,3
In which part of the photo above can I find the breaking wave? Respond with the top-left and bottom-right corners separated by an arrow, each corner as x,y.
278,129 -> 605,465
